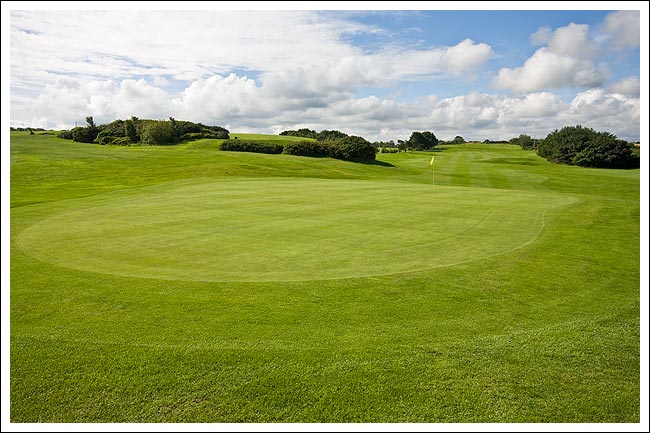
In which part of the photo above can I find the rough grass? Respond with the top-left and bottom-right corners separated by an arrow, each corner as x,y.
10,132 -> 640,422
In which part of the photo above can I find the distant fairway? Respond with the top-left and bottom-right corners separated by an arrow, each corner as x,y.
19,178 -> 573,281
10,133 -> 640,422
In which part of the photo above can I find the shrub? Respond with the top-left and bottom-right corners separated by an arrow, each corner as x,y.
280,128 -> 319,139
316,130 -> 349,141
94,129 -> 122,145
283,137 -> 376,161
219,140 -> 283,154
140,120 -> 176,145
180,132 -> 205,142
95,135 -> 112,145
204,125 -> 229,139
510,134 -> 536,150
537,125 -> 639,169
328,135 -> 376,161
403,131 -> 438,150
71,126 -> 99,143
283,141 -> 330,157
58,130 -> 74,140
110,137 -> 131,146
200,129 -> 229,139
56,117 -> 228,145
98,119 -> 126,137
125,118 -> 138,143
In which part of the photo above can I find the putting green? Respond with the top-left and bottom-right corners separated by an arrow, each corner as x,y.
19,178 -> 574,281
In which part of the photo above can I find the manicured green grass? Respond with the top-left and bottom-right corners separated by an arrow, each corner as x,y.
18,179 -> 574,282
10,132 -> 640,422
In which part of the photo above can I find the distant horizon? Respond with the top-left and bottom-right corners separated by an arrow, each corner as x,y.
8,8 -> 642,142
10,120 -> 642,145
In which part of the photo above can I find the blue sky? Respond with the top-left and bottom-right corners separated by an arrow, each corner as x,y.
6,7 -> 643,141
347,10 -> 639,100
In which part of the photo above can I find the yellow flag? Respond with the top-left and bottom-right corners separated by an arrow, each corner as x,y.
430,156 -> 436,166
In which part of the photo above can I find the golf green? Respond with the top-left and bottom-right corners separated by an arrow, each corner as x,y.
18,177 -> 574,281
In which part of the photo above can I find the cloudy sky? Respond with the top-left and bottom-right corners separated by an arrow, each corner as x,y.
8,6 -> 642,141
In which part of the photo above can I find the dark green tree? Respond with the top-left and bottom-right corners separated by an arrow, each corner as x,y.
71,116 -> 99,143
280,128 -> 318,139
537,125 -> 639,168
317,130 -> 349,141
327,135 -> 376,161
125,118 -> 138,143
517,134 -> 535,150
407,131 -> 438,150
141,120 -> 175,145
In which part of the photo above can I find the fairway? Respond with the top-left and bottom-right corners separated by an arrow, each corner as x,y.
18,178 -> 573,281
10,133 -> 640,423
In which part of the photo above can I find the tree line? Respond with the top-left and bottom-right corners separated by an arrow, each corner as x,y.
279,128 -> 349,141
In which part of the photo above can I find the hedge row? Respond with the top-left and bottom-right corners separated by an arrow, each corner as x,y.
282,141 -> 331,157
219,140 -> 283,154
284,136 -> 376,161
220,137 -> 376,161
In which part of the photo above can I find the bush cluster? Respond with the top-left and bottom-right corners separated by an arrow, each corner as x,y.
283,141 -> 331,157
57,130 -> 74,140
279,128 -> 349,141
327,136 -> 376,160
283,136 -> 376,161
219,140 -> 284,154
509,134 -> 538,150
279,128 -> 318,139
71,127 -> 99,144
398,131 -> 438,151
537,125 -> 639,169
222,136 -> 377,161
57,117 -> 229,146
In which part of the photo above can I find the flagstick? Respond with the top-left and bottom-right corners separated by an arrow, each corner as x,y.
429,155 -> 436,189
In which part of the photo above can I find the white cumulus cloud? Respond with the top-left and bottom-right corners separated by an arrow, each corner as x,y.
16,74 -> 640,142
492,23 -> 607,93
547,23 -> 599,59
604,10 -> 640,49
530,26 -> 552,46
608,76 -> 640,97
